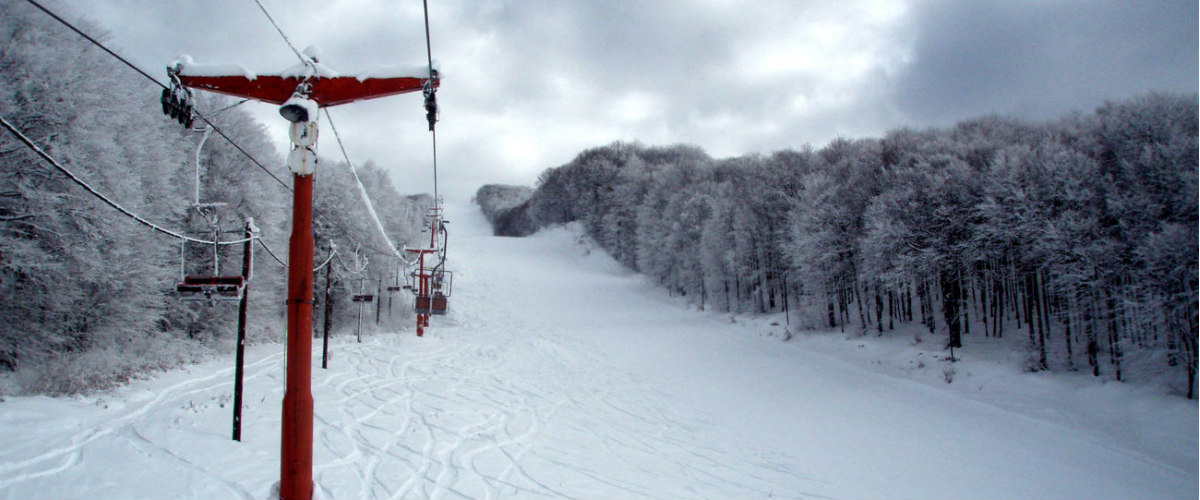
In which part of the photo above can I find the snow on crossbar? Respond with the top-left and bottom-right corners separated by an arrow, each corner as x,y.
176,74 -> 435,107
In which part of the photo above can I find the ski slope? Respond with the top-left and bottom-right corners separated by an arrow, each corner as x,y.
0,203 -> 1195,499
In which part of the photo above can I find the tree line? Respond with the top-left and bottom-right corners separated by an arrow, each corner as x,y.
481,93 -> 1198,397
0,3 -> 429,394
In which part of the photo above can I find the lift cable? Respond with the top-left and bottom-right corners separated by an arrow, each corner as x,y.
257,239 -> 288,267
313,246 -> 338,272
256,237 -> 340,273
250,0 -> 305,64
323,109 -> 404,260
0,114 -> 253,246
422,0 -> 440,203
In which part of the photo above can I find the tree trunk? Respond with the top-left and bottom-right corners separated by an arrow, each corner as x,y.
995,273 -> 1005,338
1035,270 -> 1048,371
979,270 -> 989,337
856,280 -> 867,332
887,289 -> 895,330
781,273 -> 789,326
941,270 -> 963,349
827,294 -> 837,329
1184,276 -> 1198,399
929,279 -> 936,331
1103,285 -> 1123,381
1040,268 -> 1053,346
900,282 -> 909,323
1186,303 -> 1197,399
1064,285 -> 1076,371
1087,285 -> 1100,377
918,279 -> 929,331
1024,272 -> 1037,358
961,277 -> 971,336
875,285 -> 883,333
1012,262 -> 1023,327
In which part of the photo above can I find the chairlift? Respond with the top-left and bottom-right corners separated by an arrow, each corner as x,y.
177,275 -> 245,299
386,259 -> 404,292
415,268 -> 451,315
429,293 -> 449,315
433,269 -> 451,315
414,290 -> 447,316
177,203 -> 245,303
407,204 -> 449,334
175,118 -> 249,303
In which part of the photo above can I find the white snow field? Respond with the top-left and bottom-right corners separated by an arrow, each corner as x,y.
0,203 -> 1195,500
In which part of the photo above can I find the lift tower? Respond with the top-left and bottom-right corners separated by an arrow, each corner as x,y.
172,52 -> 437,500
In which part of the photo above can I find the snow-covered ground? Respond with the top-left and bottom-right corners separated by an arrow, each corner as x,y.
0,203 -> 1195,499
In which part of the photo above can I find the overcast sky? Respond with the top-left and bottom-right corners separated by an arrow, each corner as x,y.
56,0 -> 1198,202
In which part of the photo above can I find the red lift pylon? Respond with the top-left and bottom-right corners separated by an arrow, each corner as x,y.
405,201 -> 451,336
405,246 -> 437,337
172,51 -> 436,500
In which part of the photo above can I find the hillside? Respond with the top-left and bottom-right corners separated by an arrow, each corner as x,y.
0,203 -> 1193,499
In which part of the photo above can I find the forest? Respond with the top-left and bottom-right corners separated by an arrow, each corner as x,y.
0,3 -> 429,394
479,93 -> 1199,398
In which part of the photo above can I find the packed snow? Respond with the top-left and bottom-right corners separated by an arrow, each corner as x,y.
175,57 -> 260,80
355,64 -> 438,82
173,52 -> 430,82
0,203 -> 1194,499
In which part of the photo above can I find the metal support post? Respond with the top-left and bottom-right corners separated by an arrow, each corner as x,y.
322,250 -> 333,370
280,115 -> 317,500
233,218 -> 254,441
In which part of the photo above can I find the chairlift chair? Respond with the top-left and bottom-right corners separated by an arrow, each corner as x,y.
387,266 -> 403,292
177,275 -> 245,300
414,294 -> 434,315
429,292 -> 449,315
176,202 -> 245,304
428,269 -> 451,315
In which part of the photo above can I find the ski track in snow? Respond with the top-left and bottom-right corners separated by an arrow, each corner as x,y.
0,349 -> 285,498
0,202 -> 1194,500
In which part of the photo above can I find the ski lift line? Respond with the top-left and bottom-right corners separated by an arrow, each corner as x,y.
322,109 -> 403,260
333,245 -> 379,277
208,99 -> 251,117
22,0 -> 163,89
422,0 -> 440,202
313,249 -> 336,272
193,111 -> 292,192
431,128 -> 439,203
0,114 -> 253,246
255,238 -> 340,273
333,253 -> 361,277
256,239 -> 288,268
423,0 -> 434,76
20,0 -> 292,193
250,0 -> 306,64
349,244 -> 370,273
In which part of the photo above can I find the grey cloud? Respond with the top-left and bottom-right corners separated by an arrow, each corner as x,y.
53,0 -> 1199,200
891,0 -> 1198,125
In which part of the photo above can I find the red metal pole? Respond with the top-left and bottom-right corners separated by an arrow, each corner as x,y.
421,211 -> 437,331
281,172 -> 314,500
417,251 -> 425,337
